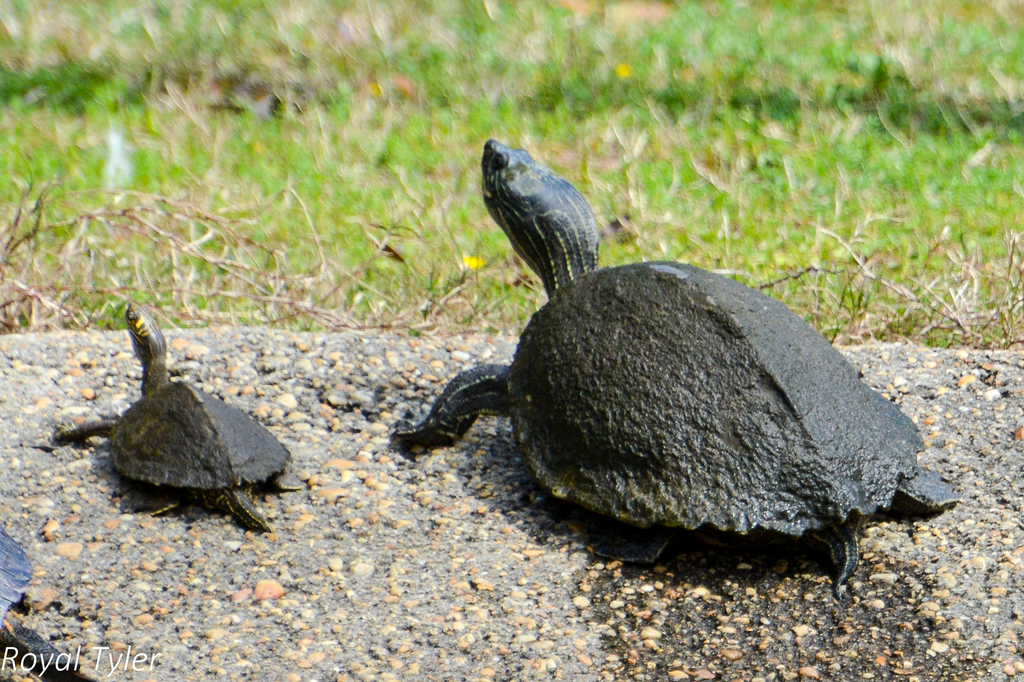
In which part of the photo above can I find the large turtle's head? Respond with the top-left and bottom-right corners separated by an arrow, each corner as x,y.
481,139 -> 600,298
126,302 -> 169,395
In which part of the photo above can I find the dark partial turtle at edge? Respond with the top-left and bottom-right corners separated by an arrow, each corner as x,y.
55,303 -> 299,532
394,139 -> 959,597
1,527 -> 92,681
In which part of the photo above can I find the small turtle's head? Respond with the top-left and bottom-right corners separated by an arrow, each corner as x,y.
125,303 -> 168,395
481,139 -> 600,298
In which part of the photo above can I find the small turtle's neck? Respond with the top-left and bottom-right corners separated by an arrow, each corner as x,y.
126,304 -> 170,396
141,355 -> 170,396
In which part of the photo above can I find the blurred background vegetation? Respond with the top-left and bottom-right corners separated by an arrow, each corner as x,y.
1,0 -> 1023,346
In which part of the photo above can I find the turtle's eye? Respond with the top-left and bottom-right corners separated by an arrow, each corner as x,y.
492,151 -> 508,171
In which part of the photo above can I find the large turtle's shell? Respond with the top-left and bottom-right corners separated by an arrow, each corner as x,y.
508,262 -> 921,537
110,383 -> 290,490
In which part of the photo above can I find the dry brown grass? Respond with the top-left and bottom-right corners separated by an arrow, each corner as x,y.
3,186 -> 1023,347
760,225 -> 1024,348
0,187 -> 360,331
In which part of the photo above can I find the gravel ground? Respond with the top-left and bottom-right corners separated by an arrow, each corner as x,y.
0,328 -> 1020,682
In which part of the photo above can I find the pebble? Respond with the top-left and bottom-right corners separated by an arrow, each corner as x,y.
28,587 -> 58,610
316,488 -> 347,503
55,542 -> 83,560
276,393 -> 298,409
323,391 -> 347,408
42,519 -> 59,541
253,579 -> 286,600
798,666 -> 820,679
351,561 -> 375,578
186,344 -> 209,358
983,388 -> 1001,401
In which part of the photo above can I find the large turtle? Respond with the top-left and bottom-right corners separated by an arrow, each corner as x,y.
1,527 -> 92,681
55,303 -> 298,532
394,139 -> 959,594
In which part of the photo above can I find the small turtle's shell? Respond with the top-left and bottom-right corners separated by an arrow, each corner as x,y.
508,262 -> 921,537
110,383 -> 290,490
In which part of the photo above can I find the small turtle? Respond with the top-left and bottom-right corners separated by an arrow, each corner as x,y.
56,303 -> 298,532
1,527 -> 92,681
394,139 -> 958,594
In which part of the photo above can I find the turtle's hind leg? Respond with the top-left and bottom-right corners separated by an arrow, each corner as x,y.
54,418 -> 118,443
267,470 -> 304,493
592,522 -> 674,564
188,487 -> 274,533
120,485 -> 181,516
890,469 -> 959,516
809,515 -> 862,602
392,364 -> 510,448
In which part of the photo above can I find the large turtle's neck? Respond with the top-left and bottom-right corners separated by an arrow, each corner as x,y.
481,139 -> 600,298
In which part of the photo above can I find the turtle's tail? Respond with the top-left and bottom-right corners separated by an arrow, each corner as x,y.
0,621 -> 93,681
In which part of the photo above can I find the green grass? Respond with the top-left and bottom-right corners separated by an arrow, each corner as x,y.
2,0 -> 1024,345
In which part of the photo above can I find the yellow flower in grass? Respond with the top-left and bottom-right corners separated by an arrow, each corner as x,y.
615,63 -> 632,79
462,255 -> 485,270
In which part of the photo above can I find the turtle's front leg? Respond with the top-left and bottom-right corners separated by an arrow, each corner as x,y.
393,364 -> 510,448
186,487 -> 274,533
54,418 -> 118,443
